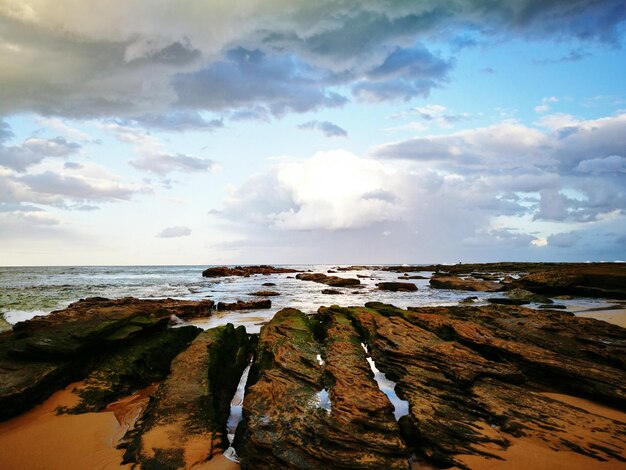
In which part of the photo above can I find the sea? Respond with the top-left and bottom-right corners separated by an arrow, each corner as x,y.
0,264 -> 611,333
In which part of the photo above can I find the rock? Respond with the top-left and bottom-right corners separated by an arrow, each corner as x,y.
0,297 -> 208,421
430,275 -> 503,292
126,324 -> 253,468
357,274 -> 371,278
216,300 -> 271,311
295,272 -> 361,287
336,265 -> 370,271
327,270 -> 337,273
538,304 -> 567,309
350,303 -> 626,467
321,289 -> 342,295
399,275 -> 427,280
377,282 -> 418,292
0,315 -> 10,333
236,308 -> 407,469
202,265 -> 299,278
59,326 -> 200,414
261,283 -> 276,287
459,296 -> 479,304
512,265 -> 626,299
505,288 -> 552,304
248,291 -> 280,297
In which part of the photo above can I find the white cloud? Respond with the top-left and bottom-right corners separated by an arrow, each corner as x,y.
157,226 -> 191,238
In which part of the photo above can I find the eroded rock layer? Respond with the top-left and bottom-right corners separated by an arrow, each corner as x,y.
236,308 -> 407,469
0,297 -> 206,420
126,324 -> 253,468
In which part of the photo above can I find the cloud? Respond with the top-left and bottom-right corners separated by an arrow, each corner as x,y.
130,153 -> 216,174
298,120 -> 347,137
373,113 -> 626,224
1,1 -> 624,118
129,112 -> 224,132
174,48 -> 348,116
157,226 -> 191,238
0,133 -> 82,172
534,96 -> 558,114
575,155 -> 626,174
547,231 -> 582,248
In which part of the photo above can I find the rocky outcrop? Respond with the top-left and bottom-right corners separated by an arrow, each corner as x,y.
399,275 -> 428,280
216,300 -> 271,311
202,265 -> 299,278
430,275 -> 503,292
295,272 -> 360,287
236,308 -> 407,469
512,265 -> 626,299
0,297 -> 207,421
489,288 -> 552,305
343,302 -> 626,467
377,282 -> 418,292
126,324 -> 253,468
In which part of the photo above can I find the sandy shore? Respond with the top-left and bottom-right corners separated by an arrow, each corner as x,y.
574,306 -> 626,328
0,382 -> 129,470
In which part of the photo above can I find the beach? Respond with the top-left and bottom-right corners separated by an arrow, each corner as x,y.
1,263 -> 625,469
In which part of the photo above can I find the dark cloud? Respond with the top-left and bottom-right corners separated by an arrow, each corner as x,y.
129,112 -> 223,132
547,231 -> 582,248
129,153 -> 216,174
0,120 -> 14,142
174,48 -> 349,116
298,120 -> 347,137
1,1 -> 622,119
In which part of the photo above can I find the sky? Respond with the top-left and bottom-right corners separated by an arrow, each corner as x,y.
0,1 -> 625,266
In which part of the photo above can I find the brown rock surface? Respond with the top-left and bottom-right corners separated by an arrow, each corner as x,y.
202,265 -> 299,278
512,265 -> 626,299
126,324 -> 252,468
353,302 -> 626,467
430,275 -> 503,292
295,272 -> 360,287
236,308 -> 408,469
0,297 -> 208,420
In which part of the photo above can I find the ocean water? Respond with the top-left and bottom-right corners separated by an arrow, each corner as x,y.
0,264 -> 611,333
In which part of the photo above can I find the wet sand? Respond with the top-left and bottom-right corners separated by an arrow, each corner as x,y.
457,392 -> 626,470
575,306 -> 626,328
0,382 -> 153,470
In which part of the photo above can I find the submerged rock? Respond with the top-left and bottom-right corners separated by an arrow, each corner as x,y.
377,282 -> 418,292
202,265 -> 298,278
217,300 -> 271,311
295,272 -> 361,287
248,291 -> 280,297
430,275 -> 503,292
321,289 -> 342,295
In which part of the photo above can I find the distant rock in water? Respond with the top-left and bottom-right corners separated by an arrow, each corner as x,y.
248,291 -> 280,297
322,289 -> 342,295
430,274 -> 503,292
262,282 -> 276,287
216,299 -> 271,311
296,272 -> 360,287
377,282 -> 418,292
512,265 -> 626,299
202,265 -> 299,278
